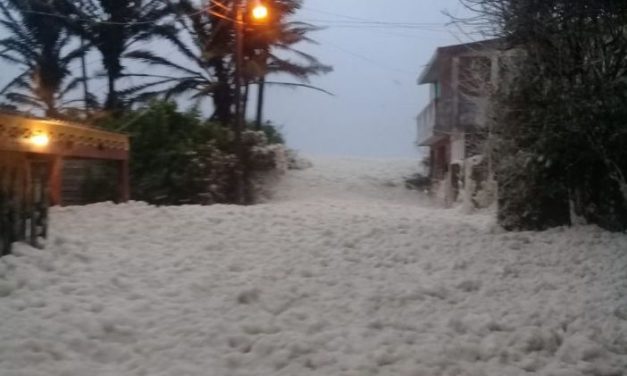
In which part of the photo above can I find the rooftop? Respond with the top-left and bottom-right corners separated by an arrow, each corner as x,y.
418,38 -> 504,84
0,111 -> 129,160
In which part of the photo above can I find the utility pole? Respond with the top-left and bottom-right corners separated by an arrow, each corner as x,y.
80,36 -> 90,113
233,0 -> 246,204
255,72 -> 266,129
232,0 -> 269,204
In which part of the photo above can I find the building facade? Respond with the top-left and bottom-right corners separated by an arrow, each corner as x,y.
417,39 -> 504,207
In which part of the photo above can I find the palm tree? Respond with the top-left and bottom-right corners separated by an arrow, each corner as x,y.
58,0 -> 187,111
245,7 -> 333,128
125,0 -> 331,125
0,0 -> 90,117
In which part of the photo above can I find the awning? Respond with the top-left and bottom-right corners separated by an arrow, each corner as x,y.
0,112 -> 129,160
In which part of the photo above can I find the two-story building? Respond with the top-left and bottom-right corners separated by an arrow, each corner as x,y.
417,39 -> 504,206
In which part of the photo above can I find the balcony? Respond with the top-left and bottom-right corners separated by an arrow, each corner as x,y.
416,99 -> 441,146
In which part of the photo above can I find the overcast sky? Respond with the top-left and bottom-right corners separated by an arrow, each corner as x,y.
0,0 -> 474,158
255,0 -> 474,158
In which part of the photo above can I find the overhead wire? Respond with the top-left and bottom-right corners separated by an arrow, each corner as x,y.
298,5 -> 467,37
315,37 -> 416,76
6,3 -> 462,109
296,19 -> 447,28
8,7 -> 207,26
294,7 -> 465,75
10,4 -> 457,36
301,6 -> 445,27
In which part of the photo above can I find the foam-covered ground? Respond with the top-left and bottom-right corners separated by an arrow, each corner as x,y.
1,157 -> 626,376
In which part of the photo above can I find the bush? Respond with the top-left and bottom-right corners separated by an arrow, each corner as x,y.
491,48 -> 627,231
461,0 -> 627,232
404,173 -> 431,192
256,121 -> 285,145
285,149 -> 313,170
97,101 -> 285,205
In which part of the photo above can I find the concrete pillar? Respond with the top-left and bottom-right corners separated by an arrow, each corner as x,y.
451,56 -> 460,126
491,55 -> 500,86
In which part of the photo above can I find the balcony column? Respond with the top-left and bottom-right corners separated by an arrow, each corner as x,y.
490,55 -> 500,85
452,56 -> 460,125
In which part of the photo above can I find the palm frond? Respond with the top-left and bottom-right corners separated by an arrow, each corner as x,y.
126,90 -> 164,105
0,19 -> 34,47
118,78 -> 184,97
267,57 -> 314,82
0,50 -> 29,66
60,77 -> 88,96
61,42 -> 91,64
163,79 -> 205,99
125,49 -> 204,78
0,71 -> 30,94
5,92 -> 44,108
264,81 -> 334,96
188,83 -> 219,99
0,38 -> 38,61
133,24 -> 205,68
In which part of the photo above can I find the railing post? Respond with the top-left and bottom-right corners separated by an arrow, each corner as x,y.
118,158 -> 130,203
49,156 -> 63,206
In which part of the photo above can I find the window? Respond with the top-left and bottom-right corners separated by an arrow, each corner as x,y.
431,82 -> 441,100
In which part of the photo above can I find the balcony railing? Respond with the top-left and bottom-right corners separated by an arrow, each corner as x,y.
416,99 -> 437,146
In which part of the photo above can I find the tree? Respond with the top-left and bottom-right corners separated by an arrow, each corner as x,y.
457,0 -> 627,231
58,0 -> 186,111
125,0 -> 331,125
96,100 -> 285,205
0,0 -> 89,117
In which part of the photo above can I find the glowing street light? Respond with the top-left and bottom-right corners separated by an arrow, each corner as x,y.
30,133 -> 50,147
251,1 -> 268,21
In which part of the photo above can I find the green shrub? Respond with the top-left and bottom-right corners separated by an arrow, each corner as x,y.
97,101 -> 285,205
256,121 -> 285,145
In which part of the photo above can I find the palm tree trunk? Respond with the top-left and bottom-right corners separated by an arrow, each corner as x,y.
243,82 -> 250,123
105,72 -> 117,111
80,37 -> 90,112
210,58 -> 234,126
44,93 -> 59,118
255,76 -> 266,130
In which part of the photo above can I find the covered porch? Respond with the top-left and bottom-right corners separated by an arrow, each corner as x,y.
0,112 -> 129,255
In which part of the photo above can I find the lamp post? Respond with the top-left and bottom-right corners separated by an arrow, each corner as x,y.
232,0 -> 268,204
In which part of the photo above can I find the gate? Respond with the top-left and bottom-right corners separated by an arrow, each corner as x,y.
0,154 -> 50,256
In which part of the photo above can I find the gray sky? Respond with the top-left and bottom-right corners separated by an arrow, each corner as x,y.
0,0 -> 474,158
253,0 -> 473,157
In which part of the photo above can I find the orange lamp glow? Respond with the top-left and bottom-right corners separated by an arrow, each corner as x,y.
30,133 -> 50,147
251,2 -> 268,20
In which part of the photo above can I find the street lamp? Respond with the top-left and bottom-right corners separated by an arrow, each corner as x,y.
251,1 -> 269,21
233,0 -> 269,204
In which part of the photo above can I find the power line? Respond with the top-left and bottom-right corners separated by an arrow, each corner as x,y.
9,8 -> 206,26
301,6 -> 443,27
297,18 -> 446,28
10,6 -> 452,34
298,5 -> 468,38
315,24 -> 454,34
316,37 -> 416,76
